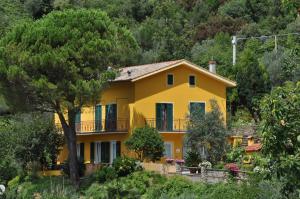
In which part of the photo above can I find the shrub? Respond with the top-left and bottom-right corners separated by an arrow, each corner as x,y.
125,126 -> 164,161
112,156 -> 142,177
185,151 -> 201,167
5,176 -> 78,199
226,146 -> 245,163
94,167 -> 117,183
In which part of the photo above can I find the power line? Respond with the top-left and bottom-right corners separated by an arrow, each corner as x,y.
232,32 -> 300,65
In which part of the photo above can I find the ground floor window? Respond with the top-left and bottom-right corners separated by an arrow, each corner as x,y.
164,142 -> 173,158
92,141 -> 121,164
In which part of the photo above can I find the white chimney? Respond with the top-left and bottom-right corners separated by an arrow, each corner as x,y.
209,60 -> 216,73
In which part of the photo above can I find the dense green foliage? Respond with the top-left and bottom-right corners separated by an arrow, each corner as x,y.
184,151 -> 202,167
0,8 -> 138,185
92,156 -> 142,184
0,113 -> 63,184
1,0 -> 299,117
186,100 -> 230,164
5,171 -> 288,198
260,81 -> 300,194
125,126 -> 164,161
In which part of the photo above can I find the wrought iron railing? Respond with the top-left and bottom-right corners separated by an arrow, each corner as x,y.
145,118 -> 188,132
56,119 -> 129,133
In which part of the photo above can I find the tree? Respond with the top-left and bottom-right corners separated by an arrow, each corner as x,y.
0,9 -> 138,187
0,113 -> 64,183
125,126 -> 164,162
185,99 -> 230,164
260,81 -> 300,194
236,40 -> 271,121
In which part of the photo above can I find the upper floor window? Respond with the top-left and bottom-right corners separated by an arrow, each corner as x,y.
189,75 -> 196,86
167,74 -> 174,85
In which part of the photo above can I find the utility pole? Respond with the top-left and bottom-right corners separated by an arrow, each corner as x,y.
232,36 -> 237,66
231,33 -> 299,66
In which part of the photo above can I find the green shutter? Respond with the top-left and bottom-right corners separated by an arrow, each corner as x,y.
116,141 -> 121,157
156,104 -> 162,130
80,143 -> 84,162
101,142 -> 110,163
190,102 -> 205,117
95,105 -> 102,131
167,104 -> 173,131
199,103 -> 205,116
90,142 -> 95,163
75,110 -> 81,125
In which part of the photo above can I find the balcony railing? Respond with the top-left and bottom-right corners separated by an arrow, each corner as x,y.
145,118 -> 188,132
56,119 -> 129,133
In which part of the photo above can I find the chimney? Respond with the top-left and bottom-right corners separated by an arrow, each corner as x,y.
209,60 -> 216,73
127,70 -> 131,76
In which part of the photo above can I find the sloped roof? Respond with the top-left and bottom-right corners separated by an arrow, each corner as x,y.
114,60 -> 183,81
245,143 -> 262,152
114,59 -> 236,87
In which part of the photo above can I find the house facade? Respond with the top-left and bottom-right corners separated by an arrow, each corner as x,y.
56,59 -> 236,165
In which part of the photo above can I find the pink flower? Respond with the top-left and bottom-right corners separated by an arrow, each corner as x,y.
175,159 -> 185,164
166,158 -> 174,164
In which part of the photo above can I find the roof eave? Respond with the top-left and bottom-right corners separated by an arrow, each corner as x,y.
131,59 -> 237,87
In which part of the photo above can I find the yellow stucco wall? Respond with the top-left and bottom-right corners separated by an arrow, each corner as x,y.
56,63 -> 228,163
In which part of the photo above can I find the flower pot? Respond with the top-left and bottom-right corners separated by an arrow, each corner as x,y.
189,168 -> 197,174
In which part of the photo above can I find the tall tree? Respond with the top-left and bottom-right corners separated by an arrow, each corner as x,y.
260,81 -> 300,194
0,9 -> 138,187
236,40 -> 271,121
185,99 -> 230,164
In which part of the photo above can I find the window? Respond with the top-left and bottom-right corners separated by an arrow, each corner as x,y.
167,74 -> 174,85
105,104 -> 117,131
189,75 -> 196,86
156,103 -> 173,131
189,102 -> 205,117
164,142 -> 173,158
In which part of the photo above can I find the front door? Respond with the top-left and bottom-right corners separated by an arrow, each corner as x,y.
105,104 -> 117,131
156,103 -> 173,131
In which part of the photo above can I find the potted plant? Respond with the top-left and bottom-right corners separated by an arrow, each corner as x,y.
184,151 -> 201,174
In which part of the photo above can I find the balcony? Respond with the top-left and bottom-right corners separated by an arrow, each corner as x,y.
56,119 -> 129,134
145,118 -> 188,132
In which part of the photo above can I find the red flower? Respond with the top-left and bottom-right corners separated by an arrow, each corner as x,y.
225,163 -> 239,175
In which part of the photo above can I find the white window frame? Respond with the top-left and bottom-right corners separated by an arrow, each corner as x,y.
156,102 -> 175,131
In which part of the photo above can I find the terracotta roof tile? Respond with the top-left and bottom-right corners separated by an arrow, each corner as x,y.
245,143 -> 262,152
114,60 -> 183,81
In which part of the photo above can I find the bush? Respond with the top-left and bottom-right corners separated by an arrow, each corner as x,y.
5,176 -> 78,199
62,159 -> 85,177
125,126 -> 164,161
185,151 -> 201,167
85,171 -> 167,199
112,156 -> 142,177
0,155 -> 21,185
94,167 -> 117,183
226,146 -> 245,163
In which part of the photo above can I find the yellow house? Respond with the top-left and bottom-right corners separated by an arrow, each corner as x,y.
56,59 -> 236,165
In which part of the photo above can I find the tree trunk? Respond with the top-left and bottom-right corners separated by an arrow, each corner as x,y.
57,110 -> 80,188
